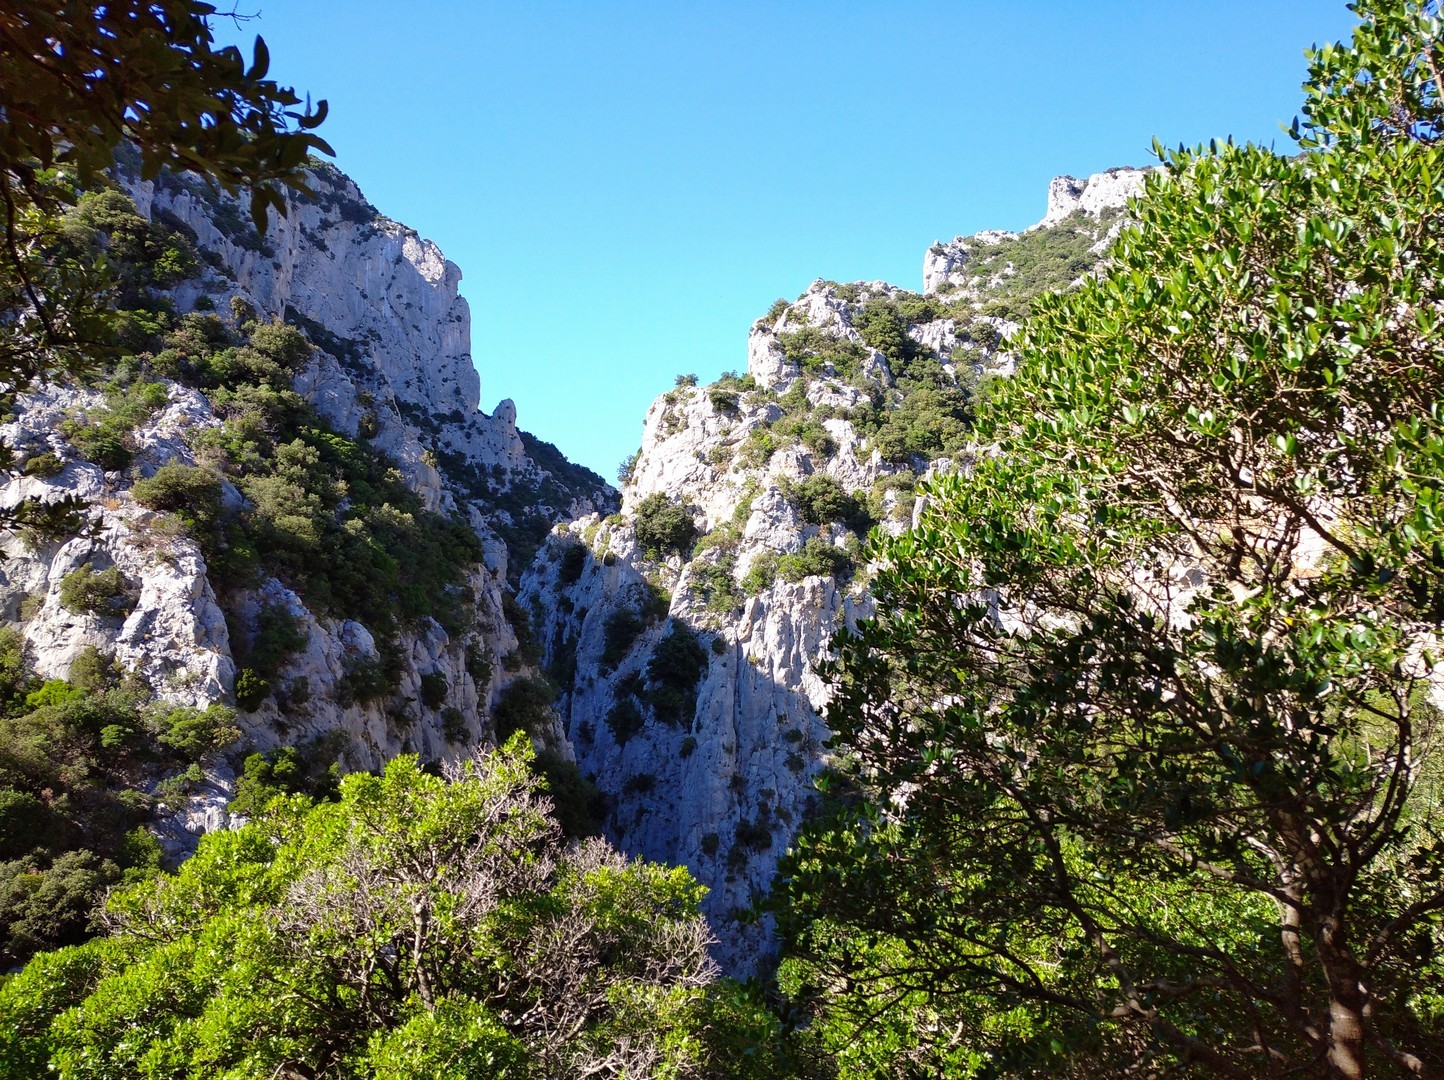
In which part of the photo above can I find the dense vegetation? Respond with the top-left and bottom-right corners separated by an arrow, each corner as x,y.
0,631 -> 238,967
777,3 -> 1444,1076
0,740 -> 801,1078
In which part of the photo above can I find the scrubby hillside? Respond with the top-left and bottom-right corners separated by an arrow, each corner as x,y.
0,162 -> 612,966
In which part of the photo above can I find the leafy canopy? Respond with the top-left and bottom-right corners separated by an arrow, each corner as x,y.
0,738 -> 772,1078
778,2 -> 1444,1077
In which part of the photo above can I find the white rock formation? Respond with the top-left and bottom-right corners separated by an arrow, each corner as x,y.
0,163 -> 612,857
1035,165 -> 1155,229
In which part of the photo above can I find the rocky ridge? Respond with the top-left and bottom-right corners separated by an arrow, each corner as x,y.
520,169 -> 1151,967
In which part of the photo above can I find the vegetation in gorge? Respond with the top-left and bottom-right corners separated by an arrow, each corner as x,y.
777,3 -> 1444,1076
0,739 -> 797,1079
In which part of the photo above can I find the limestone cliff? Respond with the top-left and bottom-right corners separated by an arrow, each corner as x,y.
1,161 -> 611,856
520,170 -> 1149,967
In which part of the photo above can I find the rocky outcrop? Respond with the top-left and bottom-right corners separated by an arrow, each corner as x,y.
1036,165 -> 1154,229
127,163 -> 611,539
2,385 -> 233,707
922,228 -> 1016,294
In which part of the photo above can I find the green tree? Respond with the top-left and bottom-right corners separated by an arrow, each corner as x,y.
0,738 -> 741,1078
778,3 -> 1444,1077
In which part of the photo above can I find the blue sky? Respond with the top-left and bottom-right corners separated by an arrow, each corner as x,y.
214,2 -> 1359,481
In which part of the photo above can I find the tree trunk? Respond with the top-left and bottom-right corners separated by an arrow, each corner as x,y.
1318,915 -> 1368,1080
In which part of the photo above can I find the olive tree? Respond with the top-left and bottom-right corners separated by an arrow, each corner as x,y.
778,2 -> 1444,1076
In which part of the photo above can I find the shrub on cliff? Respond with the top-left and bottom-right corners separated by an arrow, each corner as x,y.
56,563 -> 132,616
0,633 -> 235,968
633,492 -> 698,558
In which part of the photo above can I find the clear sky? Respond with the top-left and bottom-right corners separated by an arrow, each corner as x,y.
213,2 -> 1360,482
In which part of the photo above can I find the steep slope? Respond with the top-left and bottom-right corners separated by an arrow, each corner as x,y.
520,167 -> 1153,966
0,161 -> 612,871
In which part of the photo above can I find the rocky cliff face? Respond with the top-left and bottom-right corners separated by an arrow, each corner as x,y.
1,162 -> 611,856
922,165 -> 1152,295
519,170 -> 1149,967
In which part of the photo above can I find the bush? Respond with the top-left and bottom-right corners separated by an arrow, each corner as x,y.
57,563 -> 131,616
130,463 -> 222,524
147,703 -> 238,759
691,553 -> 742,617
557,542 -> 588,585
601,607 -> 645,671
229,744 -> 340,817
441,707 -> 468,743
68,647 -> 120,693
245,603 -> 307,681
492,676 -> 555,741
862,384 -> 974,464
531,750 -> 602,839
13,496 -> 87,549
21,452 -> 64,479
632,493 -> 697,558
777,537 -> 851,582
465,645 -> 492,691
0,745 -> 725,1077
740,553 -> 779,597
338,656 -> 391,706
419,671 -> 448,709
234,668 -> 269,710
61,380 -> 170,471
709,388 -> 740,415
502,593 -> 542,666
622,772 -> 656,795
647,623 -> 708,693
247,319 -> 312,370
645,624 -> 709,728
788,474 -> 869,529
736,427 -> 781,468
776,326 -> 867,379
617,449 -> 641,484
606,696 -> 645,747
735,816 -> 773,852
